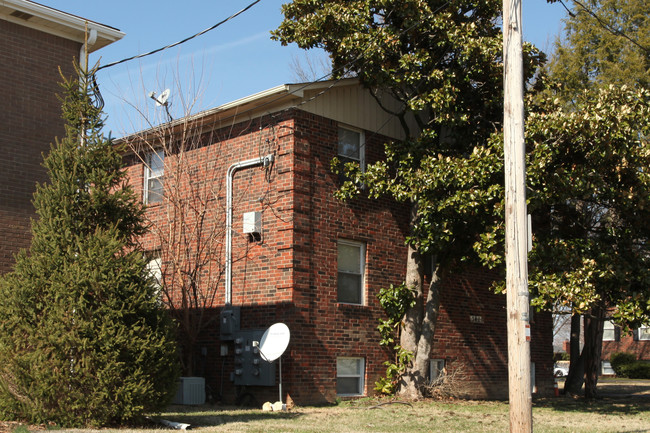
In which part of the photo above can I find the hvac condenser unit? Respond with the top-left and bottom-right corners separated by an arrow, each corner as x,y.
172,377 -> 206,405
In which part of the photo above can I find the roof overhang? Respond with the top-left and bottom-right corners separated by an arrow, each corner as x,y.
121,78 -> 361,143
0,0 -> 124,51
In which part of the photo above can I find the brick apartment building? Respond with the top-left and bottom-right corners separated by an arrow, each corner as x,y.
0,0 -> 123,274
123,79 -> 554,405
601,321 -> 650,373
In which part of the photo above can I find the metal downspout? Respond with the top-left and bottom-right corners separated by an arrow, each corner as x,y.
225,154 -> 274,305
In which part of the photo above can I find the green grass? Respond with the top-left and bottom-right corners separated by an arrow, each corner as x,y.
12,392 -> 650,432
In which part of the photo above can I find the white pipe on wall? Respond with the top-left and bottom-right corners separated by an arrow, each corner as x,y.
225,154 -> 274,305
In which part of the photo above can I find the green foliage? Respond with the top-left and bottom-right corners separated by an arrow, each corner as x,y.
610,352 -> 650,379
275,0 -> 544,267
548,0 -> 650,100
526,85 -> 650,325
375,284 -> 415,395
0,66 -> 179,427
619,362 -> 650,379
610,352 -> 637,375
554,352 -> 570,362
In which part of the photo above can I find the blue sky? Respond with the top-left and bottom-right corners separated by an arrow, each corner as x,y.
38,0 -> 569,137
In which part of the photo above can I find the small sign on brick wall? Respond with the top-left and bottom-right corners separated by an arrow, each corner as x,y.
470,315 -> 484,324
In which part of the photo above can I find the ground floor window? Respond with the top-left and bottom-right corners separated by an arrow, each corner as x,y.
429,359 -> 445,384
601,361 -> 615,375
336,357 -> 365,396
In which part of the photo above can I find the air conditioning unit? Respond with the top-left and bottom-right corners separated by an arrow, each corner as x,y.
172,377 -> 206,405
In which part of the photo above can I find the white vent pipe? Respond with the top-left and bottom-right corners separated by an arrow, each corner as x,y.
225,154 -> 274,305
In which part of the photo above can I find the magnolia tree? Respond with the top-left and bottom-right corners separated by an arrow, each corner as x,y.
274,0 -> 545,398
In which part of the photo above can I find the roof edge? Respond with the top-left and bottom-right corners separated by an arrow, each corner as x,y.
0,0 -> 124,51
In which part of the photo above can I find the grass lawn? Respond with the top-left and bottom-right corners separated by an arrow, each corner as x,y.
34,389 -> 649,433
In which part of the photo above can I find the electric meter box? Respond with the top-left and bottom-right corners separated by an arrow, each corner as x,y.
242,211 -> 262,235
220,306 -> 240,340
231,329 -> 276,387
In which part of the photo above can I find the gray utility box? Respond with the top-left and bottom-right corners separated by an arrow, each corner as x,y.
231,329 -> 275,387
220,306 -> 240,340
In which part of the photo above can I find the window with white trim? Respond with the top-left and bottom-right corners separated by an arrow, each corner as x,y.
337,240 -> 365,305
337,126 -> 365,182
336,357 -> 365,396
146,252 -> 163,301
429,359 -> 445,384
603,320 -> 617,341
638,325 -> 650,341
144,149 -> 164,204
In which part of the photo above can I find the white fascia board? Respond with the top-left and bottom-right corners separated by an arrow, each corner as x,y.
0,0 -> 124,51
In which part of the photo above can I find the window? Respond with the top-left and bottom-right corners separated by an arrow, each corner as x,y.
337,240 -> 365,305
337,126 -> 364,182
144,149 -> 164,204
601,361 -> 615,375
429,359 -> 445,384
336,357 -> 365,396
638,325 -> 650,341
603,320 -> 617,341
146,252 -> 162,301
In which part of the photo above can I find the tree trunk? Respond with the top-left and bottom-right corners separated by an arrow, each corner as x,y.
397,245 -> 442,399
583,306 -> 605,399
564,313 -> 584,395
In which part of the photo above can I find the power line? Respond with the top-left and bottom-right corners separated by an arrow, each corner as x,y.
563,0 -> 649,54
97,0 -> 261,71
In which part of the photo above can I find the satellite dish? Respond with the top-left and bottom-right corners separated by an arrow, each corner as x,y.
156,89 -> 171,106
258,323 -> 290,362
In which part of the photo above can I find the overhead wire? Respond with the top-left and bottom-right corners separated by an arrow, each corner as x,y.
96,0 -> 261,71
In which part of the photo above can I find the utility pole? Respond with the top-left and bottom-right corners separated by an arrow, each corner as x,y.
503,0 -> 532,432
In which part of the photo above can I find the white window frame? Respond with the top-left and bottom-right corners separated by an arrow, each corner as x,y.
603,320 -> 616,341
638,325 -> 650,341
337,240 -> 365,305
146,252 -> 163,302
144,148 -> 164,204
429,359 -> 445,384
336,357 -> 365,396
601,360 -> 615,375
338,125 -> 365,171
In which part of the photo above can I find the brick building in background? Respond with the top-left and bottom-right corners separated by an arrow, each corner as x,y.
0,0 -> 123,274
124,79 -> 553,405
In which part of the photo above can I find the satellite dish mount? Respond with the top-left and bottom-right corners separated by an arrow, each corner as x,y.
147,89 -> 173,121
257,323 -> 290,408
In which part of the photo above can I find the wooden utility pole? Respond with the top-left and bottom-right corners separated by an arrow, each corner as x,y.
503,0 -> 532,432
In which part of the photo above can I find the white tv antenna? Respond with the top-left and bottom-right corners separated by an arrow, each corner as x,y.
147,88 -> 170,106
258,323 -> 290,409
147,89 -> 172,121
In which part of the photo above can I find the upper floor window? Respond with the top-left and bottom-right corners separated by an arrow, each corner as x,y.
144,149 -> 164,204
603,320 -> 618,341
337,240 -> 365,305
337,126 -> 365,183
637,325 -> 650,341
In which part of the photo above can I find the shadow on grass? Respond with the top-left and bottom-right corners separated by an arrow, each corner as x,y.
534,395 -> 650,416
152,405 -> 304,428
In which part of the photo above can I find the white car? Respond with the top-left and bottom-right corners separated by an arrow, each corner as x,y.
554,365 -> 569,377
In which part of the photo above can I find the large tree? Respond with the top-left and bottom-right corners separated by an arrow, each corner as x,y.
479,83 -> 650,398
274,0 -> 544,398
542,0 -> 650,396
0,66 -> 179,427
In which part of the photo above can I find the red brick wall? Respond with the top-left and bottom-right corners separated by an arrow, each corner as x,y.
603,334 -> 650,362
0,19 -> 80,274
125,107 -> 553,404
